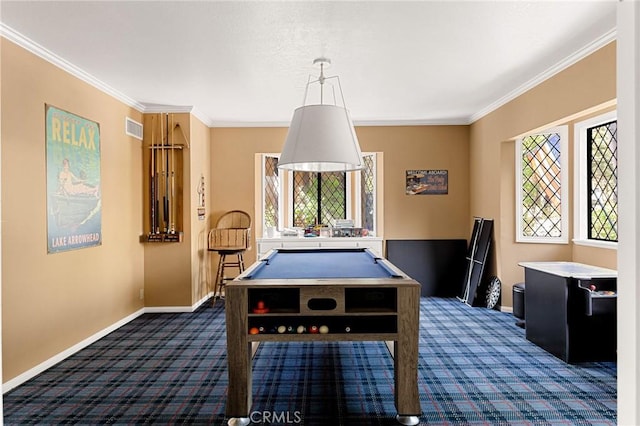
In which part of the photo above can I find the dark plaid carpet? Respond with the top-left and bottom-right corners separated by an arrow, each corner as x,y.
3,298 -> 616,425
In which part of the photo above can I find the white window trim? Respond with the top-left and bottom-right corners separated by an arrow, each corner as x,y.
261,154 -> 284,231
370,153 -> 378,235
573,111 -> 618,250
346,172 -> 353,223
515,125 -> 569,244
259,153 -> 378,233
354,153 -> 377,235
354,170 -> 362,228
286,169 -> 293,228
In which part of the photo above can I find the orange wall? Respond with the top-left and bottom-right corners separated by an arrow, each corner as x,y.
470,41 -> 617,306
1,39 -> 145,381
210,125 -> 471,265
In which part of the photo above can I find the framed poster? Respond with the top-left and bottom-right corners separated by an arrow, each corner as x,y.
46,105 -> 102,253
406,169 -> 448,195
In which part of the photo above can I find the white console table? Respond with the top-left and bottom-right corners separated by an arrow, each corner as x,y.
256,237 -> 383,258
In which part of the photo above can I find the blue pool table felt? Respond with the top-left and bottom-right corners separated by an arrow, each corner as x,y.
243,249 -> 401,280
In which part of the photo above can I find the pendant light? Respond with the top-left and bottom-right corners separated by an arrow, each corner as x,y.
279,58 -> 363,172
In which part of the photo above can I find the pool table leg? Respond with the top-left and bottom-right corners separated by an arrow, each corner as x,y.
396,415 -> 420,425
394,286 -> 421,420
225,287 -> 252,419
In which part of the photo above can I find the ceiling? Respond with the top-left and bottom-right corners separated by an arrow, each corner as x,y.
0,1 -> 617,127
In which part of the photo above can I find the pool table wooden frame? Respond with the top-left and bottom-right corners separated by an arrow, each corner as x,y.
225,247 -> 422,425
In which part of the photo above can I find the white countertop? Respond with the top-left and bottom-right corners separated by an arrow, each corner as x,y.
518,261 -> 617,279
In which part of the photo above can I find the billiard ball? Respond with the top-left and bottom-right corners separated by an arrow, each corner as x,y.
309,325 -> 319,334
277,325 -> 287,334
319,325 -> 329,334
252,300 -> 269,314
297,325 -> 306,334
249,327 -> 260,335
589,284 -> 597,291
345,326 -> 351,333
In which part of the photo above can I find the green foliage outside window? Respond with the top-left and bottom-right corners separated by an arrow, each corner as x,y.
588,121 -> 618,241
520,133 -> 562,238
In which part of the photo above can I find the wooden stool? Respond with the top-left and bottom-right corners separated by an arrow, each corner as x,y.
207,210 -> 252,306
212,249 -> 246,305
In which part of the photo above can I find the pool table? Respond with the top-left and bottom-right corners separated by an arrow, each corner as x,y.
225,247 -> 422,425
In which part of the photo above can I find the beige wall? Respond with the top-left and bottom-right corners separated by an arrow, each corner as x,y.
470,41 -> 617,306
141,113 -> 213,307
188,116 -> 212,304
1,39 -> 145,381
2,40 -> 213,383
0,32 -> 618,387
210,125 -> 471,266
141,113 -> 192,307
210,127 -> 288,265
357,126 -> 470,241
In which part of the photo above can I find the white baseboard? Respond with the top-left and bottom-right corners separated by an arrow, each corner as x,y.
3,292 -> 214,394
3,308 -> 145,393
193,293 -> 212,310
144,293 -> 212,313
144,306 -> 196,313
500,306 -> 514,314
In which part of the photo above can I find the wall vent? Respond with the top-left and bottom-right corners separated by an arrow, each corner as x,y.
125,117 -> 143,140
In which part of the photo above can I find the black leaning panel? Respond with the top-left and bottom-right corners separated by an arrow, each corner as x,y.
386,239 -> 467,297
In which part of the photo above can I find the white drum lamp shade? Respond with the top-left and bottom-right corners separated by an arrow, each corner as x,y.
278,58 -> 363,172
279,104 -> 363,172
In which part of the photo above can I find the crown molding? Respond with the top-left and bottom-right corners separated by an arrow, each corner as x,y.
0,22 -> 216,126
141,103 -> 193,114
1,22 -> 617,129
188,107 -> 213,127
140,103 -> 194,114
208,117 -> 470,128
209,120 -> 290,128
140,104 -> 213,127
469,28 -> 617,124
0,23 -> 147,113
353,118 -> 471,127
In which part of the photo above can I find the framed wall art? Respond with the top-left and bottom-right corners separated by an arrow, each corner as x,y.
46,104 -> 101,253
406,169 -> 448,195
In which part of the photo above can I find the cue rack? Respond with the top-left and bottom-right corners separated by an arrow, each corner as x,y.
141,113 -> 184,243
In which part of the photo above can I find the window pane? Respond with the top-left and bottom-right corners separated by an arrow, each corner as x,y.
320,172 -> 346,225
588,121 -> 618,241
264,156 -> 279,228
361,155 -> 375,232
292,172 -> 319,227
520,133 -> 563,238
292,172 -> 346,227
